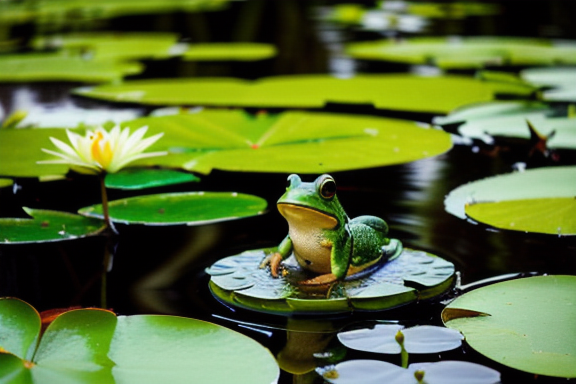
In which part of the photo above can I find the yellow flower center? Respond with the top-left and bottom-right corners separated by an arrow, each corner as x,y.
90,131 -> 113,170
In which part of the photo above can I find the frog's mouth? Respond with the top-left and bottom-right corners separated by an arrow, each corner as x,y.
277,203 -> 338,229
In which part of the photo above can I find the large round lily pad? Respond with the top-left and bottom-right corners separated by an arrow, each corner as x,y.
78,192 -> 267,226
72,74 -> 536,113
206,247 -> 455,315
345,37 -> 576,69
0,297 -> 279,384
0,53 -> 143,83
442,275 -> 576,378
0,208 -> 106,244
521,67 -> 576,102
104,168 -> 200,190
444,166 -> 576,235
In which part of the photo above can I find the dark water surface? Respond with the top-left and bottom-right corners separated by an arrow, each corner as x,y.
1,1 -> 576,383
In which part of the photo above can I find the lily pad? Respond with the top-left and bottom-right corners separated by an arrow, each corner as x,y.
345,37 -> 576,69
182,43 -> 277,61
458,115 -> 576,149
317,359 -> 500,384
121,110 -> 452,174
32,32 -> 181,61
207,247 -> 455,315
0,297 -> 279,384
466,197 -> 576,235
521,67 -> 576,102
442,275 -> 576,378
337,324 -> 463,354
0,178 -> 13,188
432,100 -> 555,126
104,168 -> 200,190
0,53 -> 143,83
78,192 -> 267,226
72,74 -> 537,114
0,208 -> 106,244
444,166 -> 576,219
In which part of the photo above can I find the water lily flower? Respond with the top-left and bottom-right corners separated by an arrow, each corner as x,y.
39,125 -> 166,174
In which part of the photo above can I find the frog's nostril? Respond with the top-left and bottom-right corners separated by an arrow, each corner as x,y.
305,259 -> 312,265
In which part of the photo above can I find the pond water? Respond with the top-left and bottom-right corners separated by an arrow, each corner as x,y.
1,1 -> 576,383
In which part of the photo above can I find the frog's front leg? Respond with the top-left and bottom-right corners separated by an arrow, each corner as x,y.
260,235 -> 293,277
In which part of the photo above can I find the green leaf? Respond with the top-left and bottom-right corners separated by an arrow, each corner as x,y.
78,192 -> 267,225
465,197 -> 576,235
520,67 -> 576,102
0,208 -> 106,244
72,74 -> 536,114
444,166 -> 576,219
207,248 -> 454,315
109,315 -> 279,384
345,37 -> 576,69
0,128 -> 73,178
0,53 -> 142,83
0,298 -> 40,361
104,169 -> 200,190
433,101 -> 553,126
443,275 -> 576,378
122,110 -> 452,174
32,32 -> 180,61
0,353 -> 31,384
34,309 -> 116,373
0,179 -> 13,189
458,115 -> 576,149
182,43 -> 277,61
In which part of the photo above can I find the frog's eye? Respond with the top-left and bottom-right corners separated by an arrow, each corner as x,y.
318,176 -> 336,200
286,174 -> 301,189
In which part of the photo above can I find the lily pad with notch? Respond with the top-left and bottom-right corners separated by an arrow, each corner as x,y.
78,191 -> 267,226
0,208 -> 106,244
0,297 -> 279,384
442,275 -> 576,378
206,247 -> 455,315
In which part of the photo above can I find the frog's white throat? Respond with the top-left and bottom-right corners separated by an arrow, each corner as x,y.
277,203 -> 338,229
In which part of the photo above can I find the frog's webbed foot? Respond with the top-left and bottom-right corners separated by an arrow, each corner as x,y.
259,252 -> 284,278
298,273 -> 338,287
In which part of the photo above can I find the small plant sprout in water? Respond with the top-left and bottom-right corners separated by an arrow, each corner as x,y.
38,125 -> 166,231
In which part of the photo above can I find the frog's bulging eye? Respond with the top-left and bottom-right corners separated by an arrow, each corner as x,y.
319,176 -> 336,200
287,174 -> 301,189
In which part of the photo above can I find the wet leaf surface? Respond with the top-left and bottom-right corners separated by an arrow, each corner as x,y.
104,168 -> 200,190
443,275 -> 576,378
78,192 -> 267,226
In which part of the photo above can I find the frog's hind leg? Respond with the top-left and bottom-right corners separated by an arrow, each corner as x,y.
382,238 -> 403,261
349,215 -> 389,235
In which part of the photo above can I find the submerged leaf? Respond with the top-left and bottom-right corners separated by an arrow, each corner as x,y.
443,275 -> 576,378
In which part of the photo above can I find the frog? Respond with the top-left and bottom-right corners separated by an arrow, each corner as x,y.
262,173 -> 402,287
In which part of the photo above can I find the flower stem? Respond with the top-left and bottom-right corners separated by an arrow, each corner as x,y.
99,173 -> 117,235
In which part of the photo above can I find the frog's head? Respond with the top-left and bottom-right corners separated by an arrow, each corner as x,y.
277,174 -> 347,229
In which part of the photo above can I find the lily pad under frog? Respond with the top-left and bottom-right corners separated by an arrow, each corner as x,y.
207,247 -> 455,315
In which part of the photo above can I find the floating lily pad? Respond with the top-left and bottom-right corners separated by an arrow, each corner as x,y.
345,37 -> 576,69
432,100 -> 555,126
0,53 -> 143,83
521,67 -> 576,102
122,110 -> 452,174
104,168 -> 200,190
0,297 -> 279,384
317,359 -> 501,384
207,247 -> 455,315
78,192 -> 267,226
442,275 -> 576,378
0,178 -> 13,189
182,43 -> 277,61
32,32 -> 181,61
466,197 -> 576,235
458,115 -> 576,149
72,74 -> 536,113
0,208 -> 106,244
337,324 -> 463,354
444,166 -> 576,219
